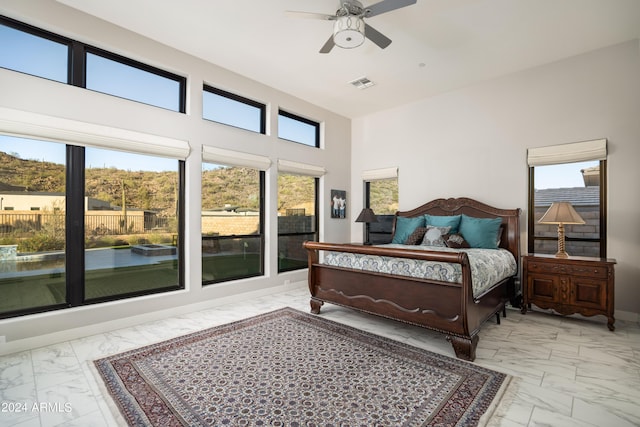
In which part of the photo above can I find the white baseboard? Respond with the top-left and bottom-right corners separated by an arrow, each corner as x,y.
616,309 -> 639,323
0,280 -> 306,356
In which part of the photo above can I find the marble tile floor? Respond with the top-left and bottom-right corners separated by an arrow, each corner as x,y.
1,286 -> 639,426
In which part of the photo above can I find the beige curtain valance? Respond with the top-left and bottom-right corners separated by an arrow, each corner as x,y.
277,159 -> 326,177
202,145 -> 271,170
0,107 -> 191,160
361,167 -> 398,181
527,139 -> 607,166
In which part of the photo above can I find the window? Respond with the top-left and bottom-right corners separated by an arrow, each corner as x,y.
277,160 -> 323,272
0,130 -> 186,319
201,161 -> 265,284
203,85 -> 266,133
362,168 -> 399,244
527,140 -> 607,258
84,147 -> 182,301
0,135 -> 67,316
0,17 -> 69,83
0,16 -> 186,112
86,49 -> 185,112
278,110 -> 320,148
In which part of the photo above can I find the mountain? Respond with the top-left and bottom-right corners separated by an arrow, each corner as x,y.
0,151 -> 397,215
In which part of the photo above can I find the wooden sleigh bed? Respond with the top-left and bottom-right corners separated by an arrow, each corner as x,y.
303,197 -> 521,361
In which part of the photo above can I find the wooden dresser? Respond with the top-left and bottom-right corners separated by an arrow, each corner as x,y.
521,254 -> 616,331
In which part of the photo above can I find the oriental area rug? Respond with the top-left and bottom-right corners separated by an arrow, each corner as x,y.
94,307 -> 513,426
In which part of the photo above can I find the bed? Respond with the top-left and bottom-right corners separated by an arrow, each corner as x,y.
303,197 -> 521,361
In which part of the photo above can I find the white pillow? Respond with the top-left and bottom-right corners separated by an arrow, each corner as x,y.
421,225 -> 451,247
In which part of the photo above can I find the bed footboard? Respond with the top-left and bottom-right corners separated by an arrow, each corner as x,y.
303,242 -> 507,361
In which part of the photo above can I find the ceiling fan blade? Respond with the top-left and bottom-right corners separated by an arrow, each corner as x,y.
319,36 -> 335,54
364,0 -> 417,17
364,24 -> 392,49
285,11 -> 336,20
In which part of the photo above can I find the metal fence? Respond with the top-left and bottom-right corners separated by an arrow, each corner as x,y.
0,212 -> 172,235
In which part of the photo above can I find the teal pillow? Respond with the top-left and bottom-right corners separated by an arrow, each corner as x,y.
392,216 -> 425,244
458,214 -> 502,249
424,214 -> 462,233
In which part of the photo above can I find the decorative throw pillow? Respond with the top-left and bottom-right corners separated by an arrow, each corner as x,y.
424,214 -> 462,233
404,227 -> 428,245
421,225 -> 451,247
458,214 -> 502,249
443,233 -> 471,249
391,216 -> 425,244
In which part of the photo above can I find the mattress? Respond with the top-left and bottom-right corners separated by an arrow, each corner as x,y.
321,244 -> 517,297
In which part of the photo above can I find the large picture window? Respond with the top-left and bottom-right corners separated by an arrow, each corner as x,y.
277,160 -> 322,272
0,130 -> 185,319
201,159 -> 265,285
0,136 -> 67,315
83,147 -> 182,301
527,140 -> 607,258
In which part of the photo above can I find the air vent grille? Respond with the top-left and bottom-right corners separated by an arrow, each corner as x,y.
349,76 -> 375,89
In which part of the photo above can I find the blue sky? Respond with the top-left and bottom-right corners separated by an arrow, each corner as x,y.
534,161 -> 597,189
0,135 -> 177,172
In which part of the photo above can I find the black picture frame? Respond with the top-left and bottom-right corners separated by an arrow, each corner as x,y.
330,189 -> 346,219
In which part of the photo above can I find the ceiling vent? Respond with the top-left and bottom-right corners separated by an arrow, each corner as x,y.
349,76 -> 375,90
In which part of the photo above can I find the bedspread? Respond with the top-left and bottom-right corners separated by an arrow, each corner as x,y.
322,244 -> 517,297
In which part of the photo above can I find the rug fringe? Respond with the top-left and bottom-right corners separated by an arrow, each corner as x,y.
478,375 -> 520,427
88,359 -> 138,426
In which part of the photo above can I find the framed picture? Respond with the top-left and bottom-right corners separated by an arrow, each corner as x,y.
330,189 -> 347,219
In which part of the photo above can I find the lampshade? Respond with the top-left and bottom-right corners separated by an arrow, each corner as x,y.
538,202 -> 585,225
333,16 -> 365,49
355,208 -> 378,223
539,202 -> 584,258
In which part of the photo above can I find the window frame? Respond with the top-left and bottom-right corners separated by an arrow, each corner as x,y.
0,14 -> 73,83
527,159 -> 607,257
277,175 -> 319,273
202,85 -> 266,134
363,178 -> 398,245
0,137 -> 186,320
1,15 -> 187,113
84,46 -> 186,112
277,109 -> 320,148
201,168 -> 266,285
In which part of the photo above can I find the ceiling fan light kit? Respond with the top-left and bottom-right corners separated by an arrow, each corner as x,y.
334,16 -> 365,48
286,0 -> 417,54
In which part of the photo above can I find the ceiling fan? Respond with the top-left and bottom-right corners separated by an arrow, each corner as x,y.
286,0 -> 417,53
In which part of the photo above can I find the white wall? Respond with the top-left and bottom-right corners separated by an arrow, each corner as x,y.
0,0 -> 351,351
352,40 -> 640,317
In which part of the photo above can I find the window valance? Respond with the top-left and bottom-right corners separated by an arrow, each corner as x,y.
361,167 -> 398,181
0,107 -> 191,160
202,145 -> 271,170
527,139 -> 607,166
277,159 -> 326,177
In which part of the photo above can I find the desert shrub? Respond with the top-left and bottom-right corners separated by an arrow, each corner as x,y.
19,234 -> 65,252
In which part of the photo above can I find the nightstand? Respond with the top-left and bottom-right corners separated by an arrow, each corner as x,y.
521,254 -> 616,331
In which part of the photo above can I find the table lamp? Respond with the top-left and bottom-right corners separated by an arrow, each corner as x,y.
538,202 -> 585,258
355,208 -> 378,245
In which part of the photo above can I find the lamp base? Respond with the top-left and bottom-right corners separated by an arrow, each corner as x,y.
554,250 -> 569,258
555,223 -> 569,258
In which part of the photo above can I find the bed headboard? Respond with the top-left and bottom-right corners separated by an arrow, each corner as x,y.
392,197 -> 521,260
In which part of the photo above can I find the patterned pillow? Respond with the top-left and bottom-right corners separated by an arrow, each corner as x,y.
443,233 -> 471,249
404,227 -> 428,245
421,225 -> 451,247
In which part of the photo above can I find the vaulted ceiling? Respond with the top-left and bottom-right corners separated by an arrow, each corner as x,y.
57,0 -> 640,118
